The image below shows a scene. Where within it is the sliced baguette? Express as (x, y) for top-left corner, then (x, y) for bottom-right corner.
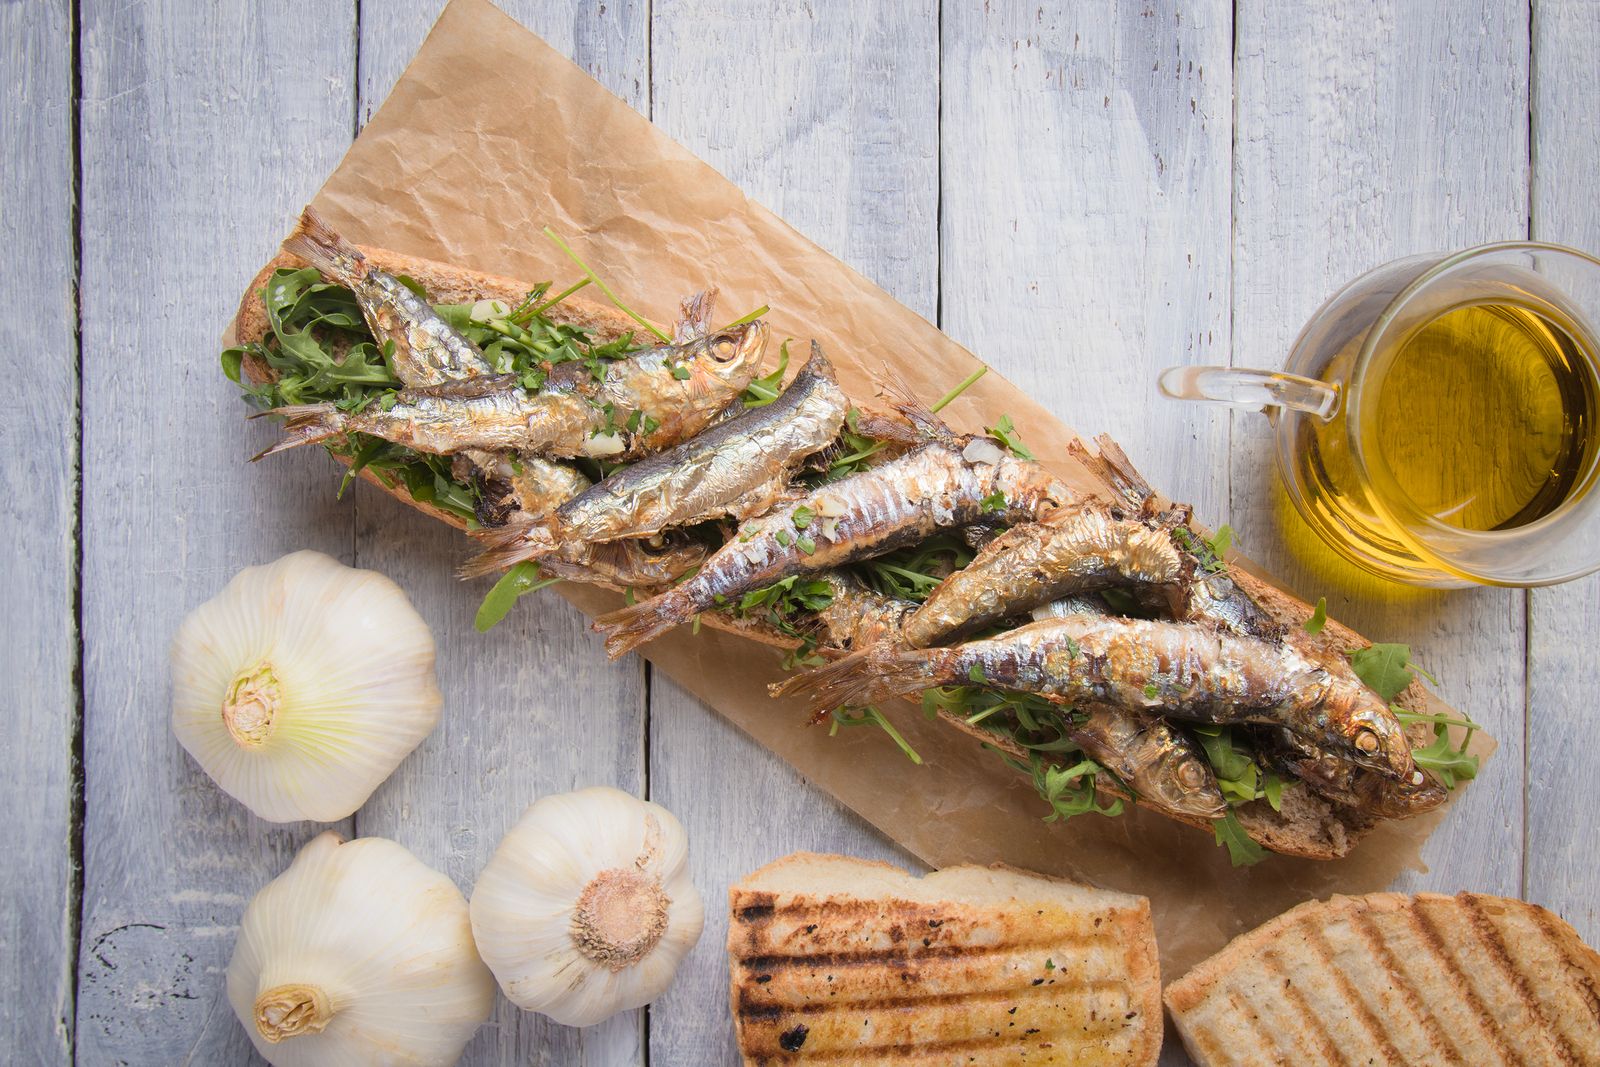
(1165, 891), (1600, 1065)
(728, 852), (1162, 1066)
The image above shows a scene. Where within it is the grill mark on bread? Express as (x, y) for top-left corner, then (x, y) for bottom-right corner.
(1350, 905), (1465, 1064)
(1409, 897), (1527, 1066)
(1303, 920), (1405, 1062)
(1457, 893), (1583, 1066)
(733, 977), (1134, 1020)
(733, 935), (1117, 970)
(1260, 945), (1349, 1066)
(738, 1028), (1130, 1062)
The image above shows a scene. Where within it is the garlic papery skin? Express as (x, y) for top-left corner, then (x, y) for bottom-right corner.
(170, 550), (442, 823)
(227, 831), (495, 1066)
(469, 786), (704, 1027)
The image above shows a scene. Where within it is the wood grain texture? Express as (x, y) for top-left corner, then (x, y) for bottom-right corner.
(1231, 0), (1530, 898)
(74, 1), (356, 1062)
(646, 1), (937, 1062)
(940, 9), (1231, 1062)
(1527, 0), (1600, 945)
(940, 0), (1234, 525)
(0, 0), (76, 1059)
(352, 3), (651, 1064)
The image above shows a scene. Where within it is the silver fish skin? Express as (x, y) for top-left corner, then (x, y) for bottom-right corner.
(281, 207), (495, 387)
(592, 436), (1080, 659)
(457, 452), (702, 590)
(461, 343), (848, 576)
(902, 511), (1183, 647)
(1068, 704), (1227, 821)
(808, 572), (916, 654)
(784, 615), (1414, 779)
(255, 320), (768, 463)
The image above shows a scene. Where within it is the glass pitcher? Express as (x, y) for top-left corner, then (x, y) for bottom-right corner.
(1159, 243), (1600, 587)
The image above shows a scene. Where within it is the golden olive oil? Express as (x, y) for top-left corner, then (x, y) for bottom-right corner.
(1291, 297), (1599, 576)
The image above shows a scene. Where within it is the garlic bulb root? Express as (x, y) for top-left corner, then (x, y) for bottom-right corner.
(170, 550), (443, 823)
(253, 982), (332, 1042)
(571, 815), (671, 971)
(227, 831), (495, 1066)
(471, 787), (704, 1028)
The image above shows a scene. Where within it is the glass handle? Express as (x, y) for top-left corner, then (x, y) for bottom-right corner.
(1157, 366), (1340, 418)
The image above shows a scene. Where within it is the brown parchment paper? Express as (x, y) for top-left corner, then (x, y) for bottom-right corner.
(246, 0), (1493, 977)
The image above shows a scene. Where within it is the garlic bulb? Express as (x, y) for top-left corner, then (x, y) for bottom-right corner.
(470, 787), (704, 1027)
(171, 550), (442, 822)
(227, 831), (495, 1066)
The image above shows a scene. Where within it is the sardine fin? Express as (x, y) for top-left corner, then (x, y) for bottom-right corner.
(673, 287), (719, 343)
(251, 404), (343, 460)
(593, 591), (695, 659)
(282, 206), (366, 285)
(868, 357), (955, 441)
(774, 642), (940, 719)
(456, 520), (557, 579)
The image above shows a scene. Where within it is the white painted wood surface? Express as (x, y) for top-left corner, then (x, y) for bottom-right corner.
(1528, 0), (1600, 946)
(6, 0), (1596, 1063)
(74, 1), (356, 1062)
(647, 2), (938, 1062)
(1, 0), (76, 1060)
(1231, 0), (1532, 904)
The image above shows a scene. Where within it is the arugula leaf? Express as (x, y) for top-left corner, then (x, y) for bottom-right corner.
(1208, 524), (1233, 558)
(985, 414), (1036, 461)
(474, 562), (561, 632)
(980, 489), (1007, 513)
(1304, 596), (1328, 635)
(829, 706), (923, 764)
(1212, 810), (1266, 866)
(1409, 723), (1480, 788)
(716, 304), (770, 333)
(743, 339), (791, 408)
(1000, 750), (1123, 822)
(1347, 643), (1416, 702)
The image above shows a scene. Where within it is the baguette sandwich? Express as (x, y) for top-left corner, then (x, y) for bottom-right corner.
(225, 207), (1483, 863)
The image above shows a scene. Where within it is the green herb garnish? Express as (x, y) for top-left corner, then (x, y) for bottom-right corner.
(1304, 596), (1328, 635)
(829, 706), (922, 764)
(542, 228), (671, 343)
(1212, 810), (1266, 867)
(474, 562), (561, 632)
(985, 414), (1035, 461)
(743, 339), (791, 408)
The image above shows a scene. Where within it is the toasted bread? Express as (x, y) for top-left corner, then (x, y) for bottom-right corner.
(727, 852), (1162, 1065)
(1164, 891), (1600, 1065)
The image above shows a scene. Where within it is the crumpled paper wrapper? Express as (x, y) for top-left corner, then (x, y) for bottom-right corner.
(239, 0), (1490, 977)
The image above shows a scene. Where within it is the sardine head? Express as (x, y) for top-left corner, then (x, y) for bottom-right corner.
(1154, 751), (1229, 820)
(684, 319), (768, 391)
(1341, 707), (1416, 780)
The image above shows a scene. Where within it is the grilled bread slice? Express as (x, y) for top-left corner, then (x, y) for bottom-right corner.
(1165, 891), (1600, 1065)
(727, 852), (1161, 1065)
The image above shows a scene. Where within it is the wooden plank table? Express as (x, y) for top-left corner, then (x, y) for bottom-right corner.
(5, 0), (1595, 1062)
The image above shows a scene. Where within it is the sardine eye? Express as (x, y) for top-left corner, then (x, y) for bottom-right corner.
(1177, 763), (1205, 788)
(1354, 728), (1380, 753)
(711, 338), (740, 363)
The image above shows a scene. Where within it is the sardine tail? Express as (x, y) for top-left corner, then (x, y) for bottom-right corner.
(281, 205), (366, 284)
(457, 521), (556, 579)
(593, 592), (694, 659)
(251, 404), (343, 460)
(868, 356), (955, 442)
(776, 643), (938, 718)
